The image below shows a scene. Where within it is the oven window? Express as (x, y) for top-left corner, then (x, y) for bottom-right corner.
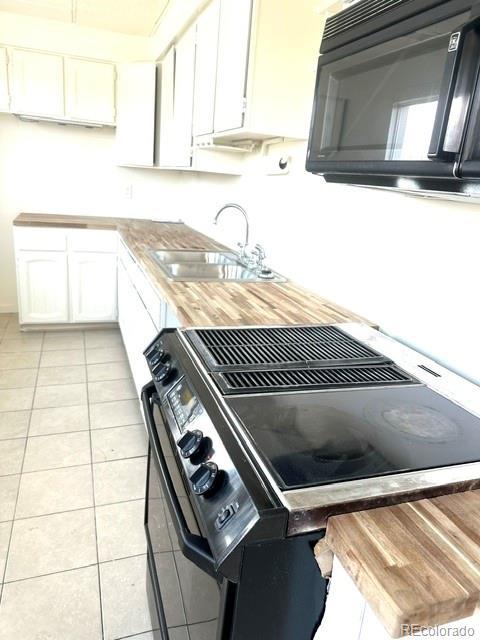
(309, 12), (470, 162)
(146, 405), (221, 639)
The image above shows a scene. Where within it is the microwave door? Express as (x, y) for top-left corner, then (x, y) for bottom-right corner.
(306, 8), (472, 178)
(451, 23), (480, 178)
(429, 16), (480, 163)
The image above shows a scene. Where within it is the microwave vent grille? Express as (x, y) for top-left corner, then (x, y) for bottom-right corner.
(323, 0), (408, 40)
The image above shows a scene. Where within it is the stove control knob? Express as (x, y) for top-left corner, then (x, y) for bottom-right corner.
(190, 462), (220, 497)
(147, 347), (165, 367)
(152, 356), (172, 384)
(177, 430), (203, 459)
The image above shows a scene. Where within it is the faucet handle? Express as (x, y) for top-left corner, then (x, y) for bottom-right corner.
(252, 244), (266, 260)
(237, 242), (248, 259)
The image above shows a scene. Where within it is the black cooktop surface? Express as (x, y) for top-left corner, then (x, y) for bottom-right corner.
(227, 385), (480, 490)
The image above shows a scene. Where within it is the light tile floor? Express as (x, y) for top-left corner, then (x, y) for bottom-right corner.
(0, 313), (155, 640)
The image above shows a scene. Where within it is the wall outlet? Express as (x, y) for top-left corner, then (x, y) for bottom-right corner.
(124, 184), (133, 199)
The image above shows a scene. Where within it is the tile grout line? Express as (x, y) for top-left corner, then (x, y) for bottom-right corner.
(2, 552), (149, 587)
(84, 330), (106, 640)
(0, 453), (148, 481)
(2, 420), (144, 440)
(0, 496), (145, 524)
(0, 453), (147, 478)
(0, 392), (137, 414)
(0, 325), (44, 604)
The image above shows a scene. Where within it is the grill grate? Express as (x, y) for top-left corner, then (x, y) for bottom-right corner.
(188, 325), (385, 371)
(217, 365), (415, 394)
(194, 325), (347, 347)
(208, 339), (376, 366)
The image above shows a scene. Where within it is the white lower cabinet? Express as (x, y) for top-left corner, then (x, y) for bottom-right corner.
(15, 227), (118, 325)
(118, 261), (159, 395)
(69, 252), (118, 323)
(17, 251), (69, 324)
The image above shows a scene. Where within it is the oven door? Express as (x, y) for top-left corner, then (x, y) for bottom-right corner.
(307, 2), (480, 180)
(142, 383), (231, 640)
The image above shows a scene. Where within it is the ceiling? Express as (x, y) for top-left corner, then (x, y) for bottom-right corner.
(0, 0), (170, 36)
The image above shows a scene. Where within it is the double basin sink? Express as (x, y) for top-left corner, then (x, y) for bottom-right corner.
(151, 250), (285, 283)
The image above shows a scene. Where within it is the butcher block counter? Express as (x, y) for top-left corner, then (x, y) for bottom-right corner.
(13, 213), (372, 327)
(319, 490), (480, 638)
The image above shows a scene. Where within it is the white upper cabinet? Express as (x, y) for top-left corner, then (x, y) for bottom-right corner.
(69, 252), (118, 323)
(158, 24), (196, 168)
(196, 0), (323, 142)
(193, 0), (220, 137)
(157, 46), (176, 167)
(213, 0), (252, 133)
(9, 49), (64, 118)
(65, 58), (115, 124)
(7, 47), (116, 125)
(0, 47), (9, 112)
(115, 62), (157, 166)
(172, 23), (196, 167)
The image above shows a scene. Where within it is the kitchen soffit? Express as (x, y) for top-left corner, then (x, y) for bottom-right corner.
(0, 0), (169, 36)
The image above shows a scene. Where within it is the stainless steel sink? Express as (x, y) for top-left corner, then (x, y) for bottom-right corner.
(150, 249), (285, 282)
(152, 250), (238, 265)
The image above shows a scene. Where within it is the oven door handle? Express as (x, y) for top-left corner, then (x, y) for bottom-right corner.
(141, 382), (217, 578)
(429, 17), (480, 161)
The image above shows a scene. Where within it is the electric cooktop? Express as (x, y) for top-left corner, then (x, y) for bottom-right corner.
(185, 324), (480, 491)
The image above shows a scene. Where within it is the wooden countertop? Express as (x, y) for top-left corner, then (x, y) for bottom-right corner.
(324, 490), (480, 637)
(14, 213), (373, 327)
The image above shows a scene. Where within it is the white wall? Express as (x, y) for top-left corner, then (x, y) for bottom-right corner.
(0, 10), (151, 61)
(1, 115), (479, 384)
(0, 113), (224, 311)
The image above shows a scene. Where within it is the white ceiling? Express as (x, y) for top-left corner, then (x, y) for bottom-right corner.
(0, 0), (170, 36)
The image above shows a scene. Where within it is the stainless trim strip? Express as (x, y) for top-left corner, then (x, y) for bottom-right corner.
(284, 460), (480, 534)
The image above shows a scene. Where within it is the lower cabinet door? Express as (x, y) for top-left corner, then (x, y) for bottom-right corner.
(118, 261), (158, 395)
(17, 251), (69, 323)
(69, 252), (118, 322)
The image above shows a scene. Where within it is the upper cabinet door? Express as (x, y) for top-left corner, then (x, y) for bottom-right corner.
(173, 23), (196, 167)
(213, 0), (252, 133)
(65, 59), (115, 124)
(10, 49), (64, 118)
(158, 47), (176, 167)
(0, 48), (9, 112)
(193, 0), (220, 137)
(115, 63), (156, 166)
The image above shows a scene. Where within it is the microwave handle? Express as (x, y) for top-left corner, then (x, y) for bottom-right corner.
(141, 382), (217, 578)
(429, 18), (480, 160)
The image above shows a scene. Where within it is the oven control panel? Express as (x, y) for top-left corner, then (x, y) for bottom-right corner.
(144, 331), (260, 567)
(166, 376), (260, 563)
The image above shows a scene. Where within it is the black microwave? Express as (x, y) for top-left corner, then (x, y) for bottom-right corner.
(306, 0), (480, 197)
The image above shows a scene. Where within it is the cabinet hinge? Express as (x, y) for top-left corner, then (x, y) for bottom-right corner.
(242, 97), (247, 115)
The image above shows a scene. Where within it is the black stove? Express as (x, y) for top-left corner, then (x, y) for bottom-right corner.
(141, 322), (480, 640)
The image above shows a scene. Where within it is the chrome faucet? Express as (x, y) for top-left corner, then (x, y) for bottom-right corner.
(213, 203), (250, 261)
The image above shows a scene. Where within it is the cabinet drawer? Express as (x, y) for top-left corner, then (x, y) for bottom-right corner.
(68, 229), (118, 252)
(15, 227), (67, 251)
